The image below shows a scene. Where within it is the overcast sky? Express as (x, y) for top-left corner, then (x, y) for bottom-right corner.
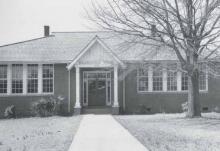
(0, 0), (99, 46)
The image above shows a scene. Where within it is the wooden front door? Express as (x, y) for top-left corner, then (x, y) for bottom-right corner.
(88, 79), (106, 106)
(83, 71), (111, 107)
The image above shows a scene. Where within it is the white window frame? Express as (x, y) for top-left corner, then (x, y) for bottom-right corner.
(27, 64), (38, 94)
(137, 67), (149, 92)
(42, 64), (54, 94)
(0, 65), (8, 94)
(152, 64), (163, 91)
(181, 72), (188, 91)
(0, 63), (54, 96)
(11, 64), (23, 94)
(137, 63), (208, 93)
(167, 64), (177, 91)
(199, 63), (208, 91)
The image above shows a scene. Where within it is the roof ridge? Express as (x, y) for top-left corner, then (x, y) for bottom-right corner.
(0, 35), (55, 48)
(52, 31), (111, 34)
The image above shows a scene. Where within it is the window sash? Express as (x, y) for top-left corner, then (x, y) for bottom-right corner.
(167, 72), (177, 91)
(42, 64), (54, 93)
(138, 77), (148, 92)
(0, 80), (7, 93)
(167, 64), (177, 91)
(153, 69), (163, 91)
(199, 63), (207, 91)
(43, 64), (53, 78)
(199, 73), (206, 90)
(0, 65), (7, 94)
(0, 64), (54, 95)
(137, 63), (208, 93)
(27, 65), (38, 93)
(137, 67), (149, 92)
(12, 64), (23, 94)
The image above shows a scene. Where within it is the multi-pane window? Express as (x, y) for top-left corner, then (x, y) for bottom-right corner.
(0, 65), (7, 93)
(153, 64), (163, 91)
(137, 68), (148, 92)
(167, 64), (177, 91)
(136, 63), (208, 93)
(181, 72), (188, 91)
(27, 64), (38, 93)
(43, 64), (54, 93)
(199, 63), (207, 90)
(12, 64), (23, 93)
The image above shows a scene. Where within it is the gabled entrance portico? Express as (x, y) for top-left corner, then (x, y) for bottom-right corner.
(67, 36), (125, 114)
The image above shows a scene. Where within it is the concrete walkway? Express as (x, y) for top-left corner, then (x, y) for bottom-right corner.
(68, 115), (148, 151)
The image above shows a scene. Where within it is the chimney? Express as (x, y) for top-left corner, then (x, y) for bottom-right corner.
(44, 26), (50, 37)
(151, 24), (157, 37)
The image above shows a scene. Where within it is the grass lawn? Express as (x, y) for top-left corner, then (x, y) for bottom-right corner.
(0, 116), (81, 151)
(115, 113), (220, 151)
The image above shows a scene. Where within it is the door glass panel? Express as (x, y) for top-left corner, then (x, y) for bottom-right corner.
(107, 80), (111, 105)
(83, 81), (87, 104)
(98, 80), (106, 90)
(88, 80), (96, 92)
(107, 73), (111, 78)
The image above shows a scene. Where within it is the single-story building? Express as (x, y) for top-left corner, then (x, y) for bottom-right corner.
(0, 26), (219, 117)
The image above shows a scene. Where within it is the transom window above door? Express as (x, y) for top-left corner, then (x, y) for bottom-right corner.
(84, 72), (111, 80)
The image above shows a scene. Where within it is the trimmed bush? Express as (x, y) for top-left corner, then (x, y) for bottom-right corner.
(32, 95), (66, 117)
(32, 97), (56, 117)
(4, 105), (16, 118)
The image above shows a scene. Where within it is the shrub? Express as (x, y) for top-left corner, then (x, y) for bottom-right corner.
(32, 95), (66, 117)
(32, 97), (56, 117)
(4, 105), (16, 118)
(181, 102), (188, 113)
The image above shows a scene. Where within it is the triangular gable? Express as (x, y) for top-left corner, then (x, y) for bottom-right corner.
(67, 36), (125, 70)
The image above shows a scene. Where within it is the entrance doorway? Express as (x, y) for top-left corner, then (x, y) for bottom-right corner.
(83, 71), (111, 107)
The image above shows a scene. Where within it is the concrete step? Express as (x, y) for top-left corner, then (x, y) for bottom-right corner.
(82, 107), (112, 114)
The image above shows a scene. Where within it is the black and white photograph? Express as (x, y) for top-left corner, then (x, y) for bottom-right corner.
(0, 0), (220, 150)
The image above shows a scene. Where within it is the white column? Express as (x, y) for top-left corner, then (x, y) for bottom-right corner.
(7, 64), (12, 95)
(163, 67), (167, 91)
(113, 66), (119, 107)
(38, 64), (43, 94)
(148, 65), (153, 92)
(23, 64), (27, 94)
(75, 66), (81, 108)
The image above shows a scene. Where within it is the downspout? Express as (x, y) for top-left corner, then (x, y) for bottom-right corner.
(123, 70), (126, 113)
(68, 70), (71, 113)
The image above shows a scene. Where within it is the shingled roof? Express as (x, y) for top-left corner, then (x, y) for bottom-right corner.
(0, 31), (177, 63)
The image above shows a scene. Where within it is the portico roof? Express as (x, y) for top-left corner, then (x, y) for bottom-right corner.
(67, 35), (125, 70)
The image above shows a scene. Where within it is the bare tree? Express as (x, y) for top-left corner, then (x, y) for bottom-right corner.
(89, 0), (220, 117)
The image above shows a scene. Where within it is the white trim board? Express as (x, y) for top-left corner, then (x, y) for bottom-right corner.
(67, 36), (126, 70)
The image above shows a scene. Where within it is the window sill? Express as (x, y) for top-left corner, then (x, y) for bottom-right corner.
(0, 93), (54, 97)
(137, 90), (208, 94)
